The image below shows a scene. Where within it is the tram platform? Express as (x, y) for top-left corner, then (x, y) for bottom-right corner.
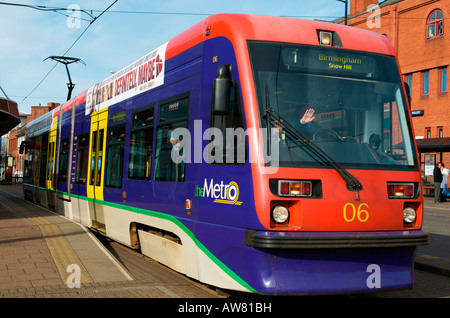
(0, 183), (449, 298)
(0, 184), (218, 298)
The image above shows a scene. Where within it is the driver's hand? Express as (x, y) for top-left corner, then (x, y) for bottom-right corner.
(300, 108), (315, 125)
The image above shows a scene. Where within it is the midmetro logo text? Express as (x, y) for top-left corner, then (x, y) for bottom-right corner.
(195, 178), (242, 205)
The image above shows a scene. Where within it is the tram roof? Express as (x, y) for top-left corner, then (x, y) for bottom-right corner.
(167, 14), (395, 59)
(72, 14), (395, 109)
(31, 14), (396, 122)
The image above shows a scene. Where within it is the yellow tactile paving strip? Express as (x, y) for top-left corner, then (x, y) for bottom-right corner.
(2, 197), (93, 285)
(37, 222), (93, 285)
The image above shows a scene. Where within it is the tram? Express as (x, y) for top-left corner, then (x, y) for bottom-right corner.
(22, 14), (428, 295)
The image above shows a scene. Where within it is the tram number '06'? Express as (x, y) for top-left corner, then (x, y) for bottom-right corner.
(343, 203), (369, 223)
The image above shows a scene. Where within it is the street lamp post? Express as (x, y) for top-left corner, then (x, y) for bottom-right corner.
(337, 0), (348, 25)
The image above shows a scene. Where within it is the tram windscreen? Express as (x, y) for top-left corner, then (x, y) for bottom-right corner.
(249, 41), (418, 169)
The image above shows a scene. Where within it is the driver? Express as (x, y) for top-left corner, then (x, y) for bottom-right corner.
(273, 107), (318, 139)
(300, 108), (316, 125)
(297, 108), (318, 138)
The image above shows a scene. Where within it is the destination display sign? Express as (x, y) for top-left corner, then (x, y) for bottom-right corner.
(282, 47), (379, 78)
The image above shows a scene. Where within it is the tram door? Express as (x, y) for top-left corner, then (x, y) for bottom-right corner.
(46, 129), (57, 190)
(45, 129), (57, 209)
(87, 109), (108, 233)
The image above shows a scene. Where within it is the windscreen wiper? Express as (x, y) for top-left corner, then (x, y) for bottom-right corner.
(265, 108), (363, 192)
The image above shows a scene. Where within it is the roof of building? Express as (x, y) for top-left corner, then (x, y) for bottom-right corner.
(416, 137), (450, 153)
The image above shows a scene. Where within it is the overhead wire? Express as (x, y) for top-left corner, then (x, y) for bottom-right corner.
(0, 2), (95, 21)
(16, 0), (118, 106)
(0, 2), (343, 20)
(3, 1), (442, 106)
(0, 1), (446, 20)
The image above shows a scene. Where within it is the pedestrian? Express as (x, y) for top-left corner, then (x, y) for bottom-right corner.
(5, 169), (11, 182)
(433, 162), (443, 203)
(440, 163), (449, 202)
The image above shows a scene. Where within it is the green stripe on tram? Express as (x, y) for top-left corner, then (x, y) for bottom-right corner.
(25, 184), (257, 293)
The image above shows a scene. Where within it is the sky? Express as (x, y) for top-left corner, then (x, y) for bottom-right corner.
(0, 0), (348, 114)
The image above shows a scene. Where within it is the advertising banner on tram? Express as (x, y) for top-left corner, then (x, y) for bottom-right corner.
(85, 42), (168, 115)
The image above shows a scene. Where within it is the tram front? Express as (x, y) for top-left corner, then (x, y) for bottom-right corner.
(245, 40), (429, 294)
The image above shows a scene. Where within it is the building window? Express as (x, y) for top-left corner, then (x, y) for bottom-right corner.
(426, 127), (431, 138)
(405, 74), (412, 96)
(427, 9), (444, 39)
(439, 67), (447, 93)
(438, 126), (443, 138)
(422, 71), (429, 96)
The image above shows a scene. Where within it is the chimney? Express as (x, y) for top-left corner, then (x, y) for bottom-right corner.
(350, 0), (379, 16)
(47, 102), (60, 110)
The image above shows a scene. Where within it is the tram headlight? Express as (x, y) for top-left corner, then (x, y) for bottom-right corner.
(272, 205), (289, 224)
(403, 207), (416, 224)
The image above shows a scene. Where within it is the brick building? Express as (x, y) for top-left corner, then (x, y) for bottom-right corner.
(338, 0), (450, 184)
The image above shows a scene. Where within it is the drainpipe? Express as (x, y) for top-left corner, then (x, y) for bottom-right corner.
(392, 6), (398, 51)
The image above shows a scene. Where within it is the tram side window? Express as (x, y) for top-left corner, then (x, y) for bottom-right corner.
(209, 82), (247, 164)
(105, 124), (126, 188)
(75, 134), (89, 184)
(154, 94), (189, 182)
(129, 106), (154, 180)
(32, 140), (41, 186)
(58, 139), (70, 182)
(23, 140), (34, 182)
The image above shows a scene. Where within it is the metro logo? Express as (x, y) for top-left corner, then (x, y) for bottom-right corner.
(195, 178), (242, 205)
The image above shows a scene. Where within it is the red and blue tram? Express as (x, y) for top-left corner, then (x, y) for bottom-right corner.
(22, 14), (428, 295)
